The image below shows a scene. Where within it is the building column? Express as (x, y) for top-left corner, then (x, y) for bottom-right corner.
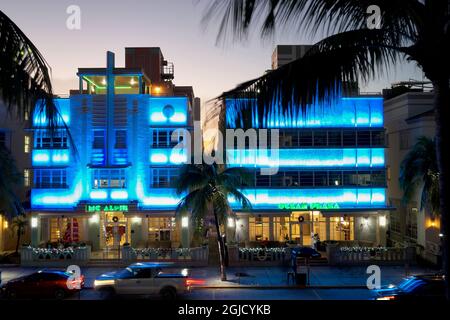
(269, 216), (274, 241)
(130, 217), (143, 247)
(31, 215), (41, 247)
(325, 217), (330, 241)
(87, 214), (100, 251)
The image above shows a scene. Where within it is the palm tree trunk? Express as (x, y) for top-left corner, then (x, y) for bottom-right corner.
(433, 78), (450, 300)
(15, 228), (21, 253)
(213, 208), (227, 281)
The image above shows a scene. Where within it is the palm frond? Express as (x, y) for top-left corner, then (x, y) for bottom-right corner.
(203, 0), (423, 43)
(0, 10), (60, 130)
(221, 28), (403, 128)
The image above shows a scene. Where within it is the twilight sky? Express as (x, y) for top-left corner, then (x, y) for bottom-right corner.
(1, 0), (425, 115)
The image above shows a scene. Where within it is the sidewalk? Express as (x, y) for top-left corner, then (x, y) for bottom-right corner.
(0, 264), (438, 289)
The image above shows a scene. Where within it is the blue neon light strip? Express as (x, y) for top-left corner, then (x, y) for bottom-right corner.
(33, 98), (71, 126)
(149, 97), (188, 125)
(226, 97), (383, 129)
(227, 148), (384, 168)
(32, 149), (70, 166)
(150, 148), (187, 165)
(229, 188), (386, 210)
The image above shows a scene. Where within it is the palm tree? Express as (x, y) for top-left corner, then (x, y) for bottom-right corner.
(175, 162), (252, 281)
(0, 144), (23, 218)
(400, 136), (439, 216)
(1, 9), (64, 221)
(11, 215), (28, 253)
(203, 0), (450, 298)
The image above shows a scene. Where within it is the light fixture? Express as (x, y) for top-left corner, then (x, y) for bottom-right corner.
(31, 217), (38, 228)
(132, 216), (142, 224)
(154, 86), (162, 94)
(89, 214), (99, 224)
(379, 216), (386, 227)
(181, 216), (189, 228)
(4, 220), (8, 229)
(130, 78), (136, 85)
(227, 217), (235, 228)
(439, 233), (444, 238)
(334, 180), (340, 186)
(101, 78), (107, 85)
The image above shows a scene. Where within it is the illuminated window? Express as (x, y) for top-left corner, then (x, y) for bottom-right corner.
(92, 169), (126, 189)
(24, 169), (30, 187)
(148, 217), (177, 242)
(249, 217), (270, 241)
(24, 136), (30, 153)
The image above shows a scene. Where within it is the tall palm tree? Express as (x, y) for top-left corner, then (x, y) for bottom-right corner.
(175, 162), (252, 281)
(11, 215), (28, 253)
(400, 136), (439, 216)
(0, 144), (23, 218)
(1, 9), (64, 220)
(203, 0), (450, 298)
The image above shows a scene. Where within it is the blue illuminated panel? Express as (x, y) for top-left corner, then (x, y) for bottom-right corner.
(226, 97), (383, 129)
(149, 97), (188, 125)
(150, 148), (187, 165)
(227, 148), (385, 168)
(31, 181), (83, 209)
(32, 149), (70, 166)
(229, 188), (386, 210)
(33, 98), (71, 126)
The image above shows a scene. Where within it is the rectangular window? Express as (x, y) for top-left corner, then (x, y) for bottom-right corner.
(343, 171), (358, 186)
(249, 217), (270, 242)
(93, 130), (106, 149)
(148, 217), (177, 242)
(299, 172), (314, 186)
(327, 131), (342, 146)
(371, 131), (385, 146)
(299, 131), (313, 146)
(329, 171), (343, 186)
(34, 169), (67, 188)
(313, 131), (327, 146)
(151, 129), (184, 148)
(35, 130), (68, 149)
(24, 169), (30, 187)
(150, 168), (179, 188)
(343, 131), (356, 146)
(92, 169), (126, 189)
(314, 171), (328, 186)
(115, 130), (127, 149)
(24, 136), (31, 153)
(357, 131), (371, 146)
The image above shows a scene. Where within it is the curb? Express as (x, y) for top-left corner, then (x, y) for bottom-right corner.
(192, 285), (367, 290)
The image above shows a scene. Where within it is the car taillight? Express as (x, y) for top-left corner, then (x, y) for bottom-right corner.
(376, 295), (396, 300)
(185, 278), (205, 287)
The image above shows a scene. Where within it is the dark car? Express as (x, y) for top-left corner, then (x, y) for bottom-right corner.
(1, 270), (84, 300)
(291, 247), (321, 258)
(373, 274), (445, 301)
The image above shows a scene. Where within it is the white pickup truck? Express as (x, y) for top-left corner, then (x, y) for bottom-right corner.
(93, 262), (192, 299)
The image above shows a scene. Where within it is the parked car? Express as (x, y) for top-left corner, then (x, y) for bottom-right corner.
(291, 247), (322, 258)
(93, 262), (197, 300)
(1, 270), (84, 300)
(373, 274), (445, 301)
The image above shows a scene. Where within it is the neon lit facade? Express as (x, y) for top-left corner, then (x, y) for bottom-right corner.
(224, 94), (390, 246)
(30, 48), (195, 250)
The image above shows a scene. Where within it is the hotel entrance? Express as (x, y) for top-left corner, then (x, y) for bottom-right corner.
(100, 212), (129, 249)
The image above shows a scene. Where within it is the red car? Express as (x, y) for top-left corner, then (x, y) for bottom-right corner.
(1, 270), (84, 300)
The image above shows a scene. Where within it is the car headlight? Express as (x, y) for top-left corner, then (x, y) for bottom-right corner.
(94, 279), (115, 287)
(376, 295), (396, 300)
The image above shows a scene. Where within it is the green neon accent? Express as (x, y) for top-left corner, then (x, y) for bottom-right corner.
(83, 76), (101, 89)
(277, 203), (340, 210)
(85, 204), (129, 212)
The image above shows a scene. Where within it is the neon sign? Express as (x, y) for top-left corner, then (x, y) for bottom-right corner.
(278, 203), (340, 210)
(85, 204), (129, 213)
